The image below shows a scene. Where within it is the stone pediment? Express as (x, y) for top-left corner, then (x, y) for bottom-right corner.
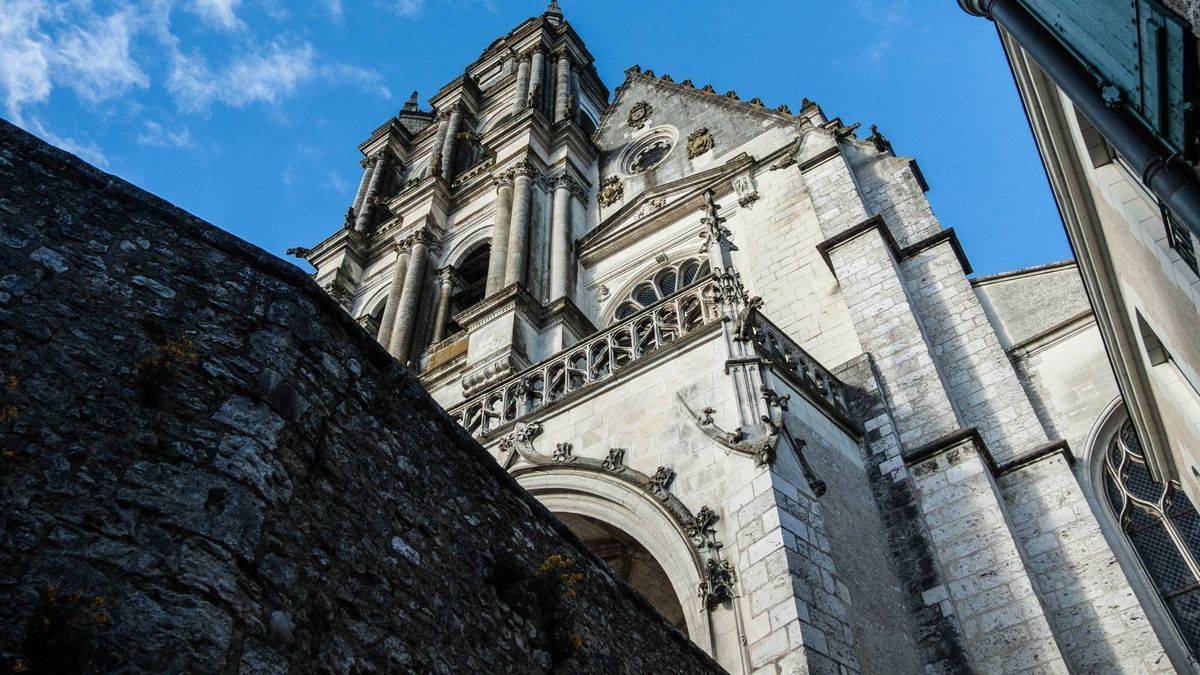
(577, 153), (754, 266)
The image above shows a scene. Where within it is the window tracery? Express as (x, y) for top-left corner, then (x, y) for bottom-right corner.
(1104, 420), (1200, 656)
(611, 257), (710, 323)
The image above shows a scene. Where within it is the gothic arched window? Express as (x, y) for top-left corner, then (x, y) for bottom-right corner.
(610, 257), (710, 324)
(1104, 420), (1200, 656)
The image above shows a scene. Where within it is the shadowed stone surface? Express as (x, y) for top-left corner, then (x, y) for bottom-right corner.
(0, 119), (723, 674)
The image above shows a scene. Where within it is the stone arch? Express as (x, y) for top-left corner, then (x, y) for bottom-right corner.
(513, 466), (712, 651)
(1081, 397), (1200, 670)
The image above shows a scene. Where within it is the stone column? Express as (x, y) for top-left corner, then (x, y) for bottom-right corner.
(430, 267), (456, 344)
(439, 103), (463, 182)
(389, 230), (433, 363)
(513, 52), (531, 111)
(528, 47), (546, 112)
(429, 111), (449, 178)
(376, 242), (411, 348)
(553, 48), (572, 123)
(503, 162), (536, 288)
(485, 170), (515, 296)
(549, 173), (573, 300)
(354, 153), (388, 233)
(351, 156), (373, 212)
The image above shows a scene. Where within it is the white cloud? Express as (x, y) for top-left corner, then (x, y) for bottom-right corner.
(0, 0), (148, 121)
(393, 0), (425, 17)
(168, 42), (316, 111)
(53, 7), (150, 103)
(135, 119), (195, 148)
(0, 1), (53, 121)
(323, 0), (343, 21)
(191, 0), (243, 31)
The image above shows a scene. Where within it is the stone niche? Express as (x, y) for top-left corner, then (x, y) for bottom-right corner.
(0, 120), (721, 674)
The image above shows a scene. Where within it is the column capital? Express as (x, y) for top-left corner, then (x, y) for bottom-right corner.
(511, 159), (539, 179)
(552, 46), (571, 62)
(359, 156), (373, 169)
(493, 168), (515, 188)
(436, 265), (458, 286)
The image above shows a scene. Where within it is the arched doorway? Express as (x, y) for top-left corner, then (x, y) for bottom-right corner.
(555, 512), (687, 631)
(514, 467), (710, 651)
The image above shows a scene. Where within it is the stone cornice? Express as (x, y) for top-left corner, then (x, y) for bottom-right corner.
(542, 296), (596, 338)
(452, 282), (543, 332)
(902, 426), (1074, 477)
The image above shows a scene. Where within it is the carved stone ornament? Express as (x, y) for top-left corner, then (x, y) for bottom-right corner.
(323, 282), (353, 310)
(553, 442), (575, 463)
(497, 421), (544, 469)
(732, 174), (759, 208)
(647, 466), (675, 501)
(601, 447), (626, 472)
(684, 506), (721, 551)
(698, 558), (737, 610)
(596, 284), (610, 301)
(627, 101), (653, 129)
(598, 176), (624, 208)
(687, 127), (714, 159)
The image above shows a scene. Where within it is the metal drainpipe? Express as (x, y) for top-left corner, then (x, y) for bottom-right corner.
(959, 0), (1200, 240)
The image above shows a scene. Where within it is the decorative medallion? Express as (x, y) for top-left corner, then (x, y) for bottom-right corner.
(627, 101), (653, 129)
(596, 284), (611, 301)
(598, 176), (624, 208)
(687, 128), (714, 159)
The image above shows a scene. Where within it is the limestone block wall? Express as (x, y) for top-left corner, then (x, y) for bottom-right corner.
(0, 120), (722, 674)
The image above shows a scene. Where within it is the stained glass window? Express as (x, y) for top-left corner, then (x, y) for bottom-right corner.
(1104, 420), (1200, 655)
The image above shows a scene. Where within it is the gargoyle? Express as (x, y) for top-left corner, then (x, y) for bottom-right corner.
(732, 296), (764, 342)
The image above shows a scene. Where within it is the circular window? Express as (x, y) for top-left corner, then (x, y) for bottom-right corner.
(620, 128), (677, 175)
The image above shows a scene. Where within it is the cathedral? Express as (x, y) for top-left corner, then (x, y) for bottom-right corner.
(298, 3), (1200, 672)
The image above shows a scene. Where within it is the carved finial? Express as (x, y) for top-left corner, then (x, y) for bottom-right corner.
(547, 0), (561, 13)
(868, 124), (893, 154)
(403, 90), (419, 112)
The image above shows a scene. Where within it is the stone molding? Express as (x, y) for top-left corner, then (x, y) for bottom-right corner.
(902, 426), (1075, 477)
(814, 214), (974, 276)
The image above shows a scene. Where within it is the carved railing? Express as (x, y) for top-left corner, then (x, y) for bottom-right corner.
(449, 277), (722, 437)
(745, 312), (850, 418)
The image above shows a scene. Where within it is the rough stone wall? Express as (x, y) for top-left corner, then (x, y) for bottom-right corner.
(0, 120), (722, 674)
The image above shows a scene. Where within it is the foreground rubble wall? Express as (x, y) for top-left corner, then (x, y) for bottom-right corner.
(0, 120), (721, 673)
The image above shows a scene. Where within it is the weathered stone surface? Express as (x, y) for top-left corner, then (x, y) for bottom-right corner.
(0, 119), (721, 674)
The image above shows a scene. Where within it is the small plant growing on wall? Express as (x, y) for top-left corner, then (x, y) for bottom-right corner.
(133, 336), (196, 406)
(533, 554), (585, 664)
(8, 586), (112, 672)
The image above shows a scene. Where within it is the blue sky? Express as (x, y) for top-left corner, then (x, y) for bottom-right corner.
(1, 0), (1068, 277)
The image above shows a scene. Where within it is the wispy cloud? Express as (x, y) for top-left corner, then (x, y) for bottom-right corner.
(135, 119), (195, 148)
(0, 0), (149, 122)
(168, 42), (316, 111)
(393, 0), (426, 17)
(190, 0), (243, 31)
(323, 0), (343, 21)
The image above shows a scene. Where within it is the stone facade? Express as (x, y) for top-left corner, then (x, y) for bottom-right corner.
(291, 4), (1197, 672)
(0, 119), (722, 673)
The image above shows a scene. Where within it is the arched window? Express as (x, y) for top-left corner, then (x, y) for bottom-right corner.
(1104, 419), (1200, 656)
(444, 243), (489, 337)
(609, 257), (710, 324)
